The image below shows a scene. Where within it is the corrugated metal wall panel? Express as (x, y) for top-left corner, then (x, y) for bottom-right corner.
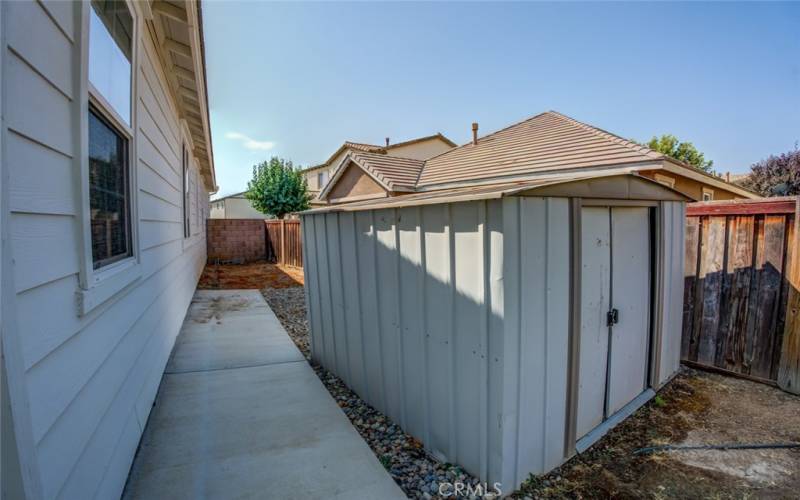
(355, 210), (387, 411)
(302, 201), (506, 485)
(375, 210), (404, 424)
(659, 201), (686, 384)
(397, 206), (427, 438)
(302, 196), (682, 491)
(500, 197), (571, 488)
(339, 213), (368, 397)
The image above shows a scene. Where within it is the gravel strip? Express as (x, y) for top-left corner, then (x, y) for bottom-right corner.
(261, 287), (487, 499)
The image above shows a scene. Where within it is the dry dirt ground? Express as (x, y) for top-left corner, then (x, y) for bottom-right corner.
(514, 369), (800, 499)
(197, 261), (304, 289)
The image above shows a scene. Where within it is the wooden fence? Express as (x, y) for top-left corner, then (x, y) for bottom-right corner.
(265, 219), (303, 268)
(682, 197), (800, 393)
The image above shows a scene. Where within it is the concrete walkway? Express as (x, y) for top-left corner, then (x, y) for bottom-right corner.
(124, 290), (405, 500)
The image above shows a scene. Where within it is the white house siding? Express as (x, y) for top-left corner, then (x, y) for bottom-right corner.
(2, 2), (209, 499)
(302, 200), (507, 485)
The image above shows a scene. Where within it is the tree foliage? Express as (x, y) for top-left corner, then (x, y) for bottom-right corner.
(740, 145), (800, 197)
(245, 157), (309, 219)
(643, 134), (714, 172)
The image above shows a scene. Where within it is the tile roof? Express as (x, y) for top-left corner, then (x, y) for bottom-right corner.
(300, 134), (455, 173)
(349, 151), (425, 190)
(418, 111), (663, 187)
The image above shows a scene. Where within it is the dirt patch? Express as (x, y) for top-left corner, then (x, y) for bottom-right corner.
(198, 261), (304, 290)
(513, 369), (800, 499)
(191, 295), (251, 323)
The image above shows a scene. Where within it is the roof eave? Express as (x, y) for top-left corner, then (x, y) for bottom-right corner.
(659, 159), (760, 199)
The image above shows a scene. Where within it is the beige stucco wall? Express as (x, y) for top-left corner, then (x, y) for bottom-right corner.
(210, 196), (268, 219)
(385, 138), (453, 160)
(639, 169), (740, 201)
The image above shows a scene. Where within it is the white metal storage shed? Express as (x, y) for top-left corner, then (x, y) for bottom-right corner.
(301, 171), (688, 489)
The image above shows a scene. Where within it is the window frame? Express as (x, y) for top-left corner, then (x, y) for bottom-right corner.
(87, 104), (133, 269)
(702, 187), (714, 201)
(183, 144), (191, 238)
(317, 170), (329, 189)
(77, 0), (142, 316)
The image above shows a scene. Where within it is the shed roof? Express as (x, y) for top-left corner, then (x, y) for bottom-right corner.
(304, 169), (690, 214)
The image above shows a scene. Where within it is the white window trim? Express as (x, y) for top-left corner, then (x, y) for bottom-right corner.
(76, 0), (142, 316)
(654, 173), (675, 189)
(702, 187), (714, 201)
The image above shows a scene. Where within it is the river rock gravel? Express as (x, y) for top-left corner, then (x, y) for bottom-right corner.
(261, 286), (489, 499)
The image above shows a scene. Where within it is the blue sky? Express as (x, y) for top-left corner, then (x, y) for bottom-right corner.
(203, 1), (800, 197)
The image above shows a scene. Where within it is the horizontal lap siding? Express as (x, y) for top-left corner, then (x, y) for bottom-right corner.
(3, 3), (208, 499)
(301, 199), (505, 485)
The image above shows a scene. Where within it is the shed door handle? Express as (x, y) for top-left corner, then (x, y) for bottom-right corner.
(607, 308), (619, 327)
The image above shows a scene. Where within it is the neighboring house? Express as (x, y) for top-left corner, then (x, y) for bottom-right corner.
(209, 191), (268, 219)
(1, 2), (215, 499)
(301, 133), (456, 200)
(316, 112), (756, 205)
(299, 110), (746, 490)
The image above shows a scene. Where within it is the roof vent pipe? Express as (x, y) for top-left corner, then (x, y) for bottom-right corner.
(385, 137), (390, 147)
(472, 122), (479, 145)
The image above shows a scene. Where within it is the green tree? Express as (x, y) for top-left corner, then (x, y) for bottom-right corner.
(245, 157), (309, 219)
(643, 134), (714, 172)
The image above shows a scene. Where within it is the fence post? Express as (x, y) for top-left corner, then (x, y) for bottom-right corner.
(280, 218), (286, 266)
(779, 198), (800, 395)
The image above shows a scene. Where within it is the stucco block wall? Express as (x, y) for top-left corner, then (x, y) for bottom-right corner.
(207, 219), (266, 263)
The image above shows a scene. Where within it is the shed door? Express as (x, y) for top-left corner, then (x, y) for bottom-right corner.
(577, 207), (651, 439)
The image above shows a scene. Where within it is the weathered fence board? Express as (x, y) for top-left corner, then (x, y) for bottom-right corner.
(682, 198), (798, 391)
(778, 202), (800, 393)
(265, 219), (303, 267)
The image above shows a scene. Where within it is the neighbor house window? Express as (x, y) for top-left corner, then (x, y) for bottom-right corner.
(702, 188), (714, 201)
(317, 170), (329, 188)
(88, 0), (133, 269)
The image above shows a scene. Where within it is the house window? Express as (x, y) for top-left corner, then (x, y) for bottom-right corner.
(87, 0), (133, 270)
(702, 188), (714, 201)
(89, 109), (132, 268)
(183, 145), (191, 237)
(317, 170), (329, 188)
(89, 0), (133, 125)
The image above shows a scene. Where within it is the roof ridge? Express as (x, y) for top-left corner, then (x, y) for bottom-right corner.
(352, 150), (423, 163)
(545, 111), (664, 160)
(350, 151), (425, 190)
(414, 111), (553, 186)
(350, 152), (391, 187)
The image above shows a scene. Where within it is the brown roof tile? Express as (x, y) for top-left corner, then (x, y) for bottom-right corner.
(349, 151), (424, 190)
(418, 111), (663, 187)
